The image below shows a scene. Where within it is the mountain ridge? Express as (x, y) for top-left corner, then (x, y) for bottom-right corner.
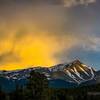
(0, 59), (100, 91)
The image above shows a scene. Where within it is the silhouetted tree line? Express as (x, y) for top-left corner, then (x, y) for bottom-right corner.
(0, 70), (100, 100)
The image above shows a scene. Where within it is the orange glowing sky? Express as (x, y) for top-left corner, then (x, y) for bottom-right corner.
(0, 30), (77, 70)
(0, 0), (99, 70)
(0, 1), (80, 70)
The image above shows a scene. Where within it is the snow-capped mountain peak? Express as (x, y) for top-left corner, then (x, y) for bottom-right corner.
(0, 60), (96, 84)
(62, 60), (95, 84)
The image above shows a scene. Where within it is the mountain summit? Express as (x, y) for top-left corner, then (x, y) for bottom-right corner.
(63, 60), (95, 84)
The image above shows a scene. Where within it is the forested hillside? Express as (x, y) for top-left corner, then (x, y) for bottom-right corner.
(0, 70), (100, 100)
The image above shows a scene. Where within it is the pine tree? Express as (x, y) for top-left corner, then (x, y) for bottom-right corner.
(0, 85), (6, 100)
(24, 70), (49, 100)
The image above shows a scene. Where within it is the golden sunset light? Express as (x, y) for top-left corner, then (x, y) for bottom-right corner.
(0, 0), (99, 70)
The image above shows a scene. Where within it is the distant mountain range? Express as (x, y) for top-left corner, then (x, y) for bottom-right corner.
(0, 60), (100, 92)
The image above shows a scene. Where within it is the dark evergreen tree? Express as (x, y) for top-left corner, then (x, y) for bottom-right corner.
(1, 70), (100, 100)
(0, 85), (6, 100)
(10, 84), (24, 100)
(24, 70), (49, 100)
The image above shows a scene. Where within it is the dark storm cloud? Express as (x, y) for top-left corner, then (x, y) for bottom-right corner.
(0, 0), (61, 5)
(0, 0), (98, 47)
(0, 0), (96, 6)
(0, 0), (99, 70)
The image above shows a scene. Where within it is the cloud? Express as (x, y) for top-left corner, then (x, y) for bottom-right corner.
(0, 0), (99, 70)
(0, 0), (96, 7)
(63, 0), (96, 7)
(82, 37), (100, 52)
(56, 35), (100, 65)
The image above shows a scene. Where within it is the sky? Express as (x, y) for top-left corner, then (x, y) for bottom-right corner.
(0, 0), (100, 70)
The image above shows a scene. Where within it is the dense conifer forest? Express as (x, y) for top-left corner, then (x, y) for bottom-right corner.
(0, 70), (100, 100)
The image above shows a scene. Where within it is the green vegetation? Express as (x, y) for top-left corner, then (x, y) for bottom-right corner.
(0, 70), (100, 100)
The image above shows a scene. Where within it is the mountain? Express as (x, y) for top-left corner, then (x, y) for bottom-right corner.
(50, 60), (96, 84)
(0, 59), (100, 92)
(94, 70), (100, 83)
